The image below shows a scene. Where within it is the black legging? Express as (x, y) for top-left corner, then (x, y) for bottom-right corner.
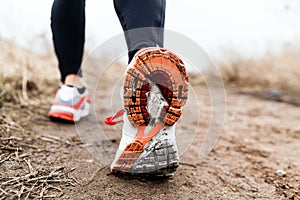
(51, 0), (166, 82)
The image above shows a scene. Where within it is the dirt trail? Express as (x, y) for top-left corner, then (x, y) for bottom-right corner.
(71, 87), (300, 199)
(1, 37), (300, 199)
(2, 79), (300, 199)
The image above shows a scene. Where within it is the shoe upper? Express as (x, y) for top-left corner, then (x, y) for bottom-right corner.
(48, 85), (91, 122)
(53, 85), (88, 107)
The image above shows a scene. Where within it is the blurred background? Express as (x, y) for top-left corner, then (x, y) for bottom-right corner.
(1, 0), (300, 57)
(0, 0), (300, 104)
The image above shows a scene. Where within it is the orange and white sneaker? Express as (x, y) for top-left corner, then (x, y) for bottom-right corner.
(108, 47), (189, 176)
(48, 85), (91, 122)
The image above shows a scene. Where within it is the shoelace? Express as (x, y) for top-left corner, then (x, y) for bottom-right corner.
(104, 109), (125, 125)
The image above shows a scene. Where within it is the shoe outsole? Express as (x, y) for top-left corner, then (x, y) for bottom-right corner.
(48, 111), (76, 123)
(111, 47), (188, 176)
(123, 47), (189, 127)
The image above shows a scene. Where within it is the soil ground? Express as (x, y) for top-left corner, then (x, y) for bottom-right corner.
(1, 69), (300, 199)
(0, 39), (299, 199)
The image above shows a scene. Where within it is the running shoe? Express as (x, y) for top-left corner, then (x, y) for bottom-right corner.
(108, 47), (189, 176)
(48, 85), (91, 122)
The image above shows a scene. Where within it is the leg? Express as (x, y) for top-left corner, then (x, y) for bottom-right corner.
(51, 0), (86, 84)
(110, 0), (190, 176)
(113, 0), (166, 62)
(48, 0), (90, 122)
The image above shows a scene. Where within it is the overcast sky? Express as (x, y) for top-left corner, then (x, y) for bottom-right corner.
(1, 0), (300, 60)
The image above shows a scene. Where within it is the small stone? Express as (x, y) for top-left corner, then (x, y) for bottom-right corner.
(268, 88), (281, 98)
(276, 169), (287, 177)
(282, 184), (289, 189)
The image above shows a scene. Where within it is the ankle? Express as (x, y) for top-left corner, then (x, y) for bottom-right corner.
(64, 74), (84, 88)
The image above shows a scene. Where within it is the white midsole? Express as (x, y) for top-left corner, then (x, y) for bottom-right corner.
(50, 102), (90, 121)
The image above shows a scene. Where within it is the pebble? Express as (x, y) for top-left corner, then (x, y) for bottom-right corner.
(268, 88), (281, 98)
(276, 169), (287, 177)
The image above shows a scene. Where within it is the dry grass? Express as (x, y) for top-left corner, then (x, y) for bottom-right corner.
(0, 38), (59, 82)
(0, 115), (82, 199)
(0, 37), (60, 107)
(0, 38), (79, 199)
(218, 49), (300, 89)
(216, 46), (300, 105)
(0, 82), (81, 199)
